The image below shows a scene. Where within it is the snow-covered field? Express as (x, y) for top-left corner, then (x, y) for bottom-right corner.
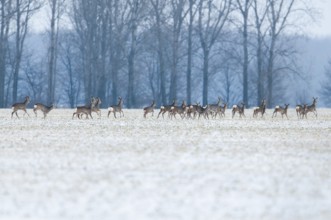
(0, 108), (330, 220)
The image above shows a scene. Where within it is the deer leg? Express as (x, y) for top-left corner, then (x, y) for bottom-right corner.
(113, 111), (117, 118)
(25, 110), (30, 118)
(107, 111), (111, 118)
(15, 112), (19, 118)
(34, 109), (37, 117)
(157, 110), (162, 118)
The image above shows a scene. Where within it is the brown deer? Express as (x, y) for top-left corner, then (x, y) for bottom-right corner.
(143, 100), (156, 118)
(197, 104), (210, 119)
(232, 103), (245, 118)
(305, 97), (318, 118)
(108, 97), (124, 118)
(219, 103), (227, 118)
(91, 97), (102, 118)
(298, 104), (308, 119)
(72, 97), (97, 119)
(209, 97), (222, 118)
(253, 99), (266, 118)
(295, 104), (304, 119)
(272, 104), (290, 119)
(33, 103), (54, 119)
(187, 103), (199, 119)
(157, 100), (176, 119)
(170, 101), (187, 119)
(11, 96), (31, 118)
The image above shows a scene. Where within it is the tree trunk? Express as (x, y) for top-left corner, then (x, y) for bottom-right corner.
(127, 20), (137, 108)
(202, 49), (209, 105)
(0, 0), (9, 107)
(48, 0), (57, 104)
(242, 8), (249, 107)
(186, 1), (193, 104)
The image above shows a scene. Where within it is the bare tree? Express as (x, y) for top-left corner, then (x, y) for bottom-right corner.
(236, 0), (252, 107)
(0, 0), (13, 107)
(168, 0), (188, 102)
(150, 0), (167, 105)
(12, 0), (40, 103)
(47, 0), (64, 104)
(58, 33), (82, 108)
(186, 0), (197, 104)
(127, 0), (146, 108)
(321, 60), (331, 107)
(197, 0), (232, 105)
(252, 0), (268, 106)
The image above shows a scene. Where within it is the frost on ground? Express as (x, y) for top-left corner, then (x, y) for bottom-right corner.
(0, 108), (330, 220)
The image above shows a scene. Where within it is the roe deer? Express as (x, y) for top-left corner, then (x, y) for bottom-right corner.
(298, 104), (308, 119)
(143, 100), (156, 118)
(295, 104), (303, 119)
(305, 97), (318, 118)
(232, 103), (245, 118)
(72, 97), (97, 119)
(272, 104), (289, 119)
(209, 97), (222, 118)
(187, 103), (199, 119)
(33, 103), (54, 119)
(11, 96), (31, 118)
(91, 97), (102, 118)
(157, 100), (176, 119)
(253, 99), (266, 118)
(108, 97), (124, 118)
(196, 104), (210, 119)
(217, 103), (227, 118)
(170, 101), (187, 119)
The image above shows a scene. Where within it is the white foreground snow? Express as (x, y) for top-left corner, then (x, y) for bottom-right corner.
(0, 108), (330, 220)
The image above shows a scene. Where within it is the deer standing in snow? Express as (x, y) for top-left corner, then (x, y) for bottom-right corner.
(72, 97), (97, 119)
(108, 97), (124, 118)
(170, 100), (187, 119)
(157, 100), (176, 119)
(232, 103), (245, 118)
(33, 103), (54, 119)
(91, 97), (102, 118)
(208, 97), (222, 118)
(305, 97), (318, 118)
(253, 99), (266, 118)
(11, 96), (31, 118)
(143, 100), (156, 118)
(272, 104), (289, 119)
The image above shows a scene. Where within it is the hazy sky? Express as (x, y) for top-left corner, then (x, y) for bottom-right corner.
(30, 0), (331, 38)
(307, 0), (331, 37)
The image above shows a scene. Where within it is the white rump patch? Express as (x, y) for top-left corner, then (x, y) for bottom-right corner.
(34, 105), (37, 109)
(171, 106), (175, 110)
(232, 105), (237, 109)
(108, 107), (113, 111)
(275, 106), (280, 109)
(253, 107), (259, 110)
(160, 106), (165, 109)
(296, 106), (300, 110)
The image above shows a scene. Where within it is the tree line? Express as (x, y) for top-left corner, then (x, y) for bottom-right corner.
(0, 0), (316, 108)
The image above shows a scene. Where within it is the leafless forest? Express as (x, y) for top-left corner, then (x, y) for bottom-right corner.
(0, 0), (330, 109)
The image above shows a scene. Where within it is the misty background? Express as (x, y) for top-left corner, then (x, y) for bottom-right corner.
(0, 0), (331, 109)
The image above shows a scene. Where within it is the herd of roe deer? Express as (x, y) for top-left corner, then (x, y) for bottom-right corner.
(10, 96), (318, 120)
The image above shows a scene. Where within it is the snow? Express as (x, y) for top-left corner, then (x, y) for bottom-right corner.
(0, 108), (331, 220)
